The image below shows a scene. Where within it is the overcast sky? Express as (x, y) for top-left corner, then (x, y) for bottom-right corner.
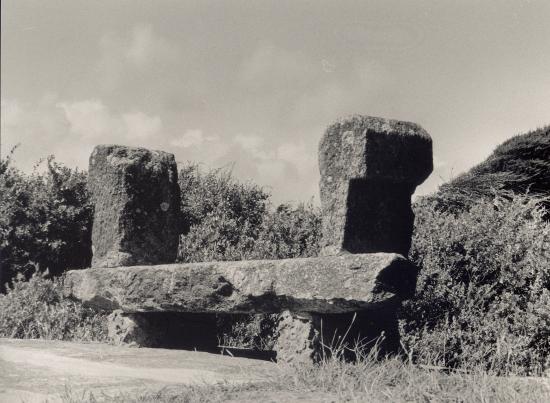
(2, 1), (549, 204)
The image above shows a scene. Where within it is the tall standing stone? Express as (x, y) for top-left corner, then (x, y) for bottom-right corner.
(89, 145), (182, 268)
(319, 115), (433, 256)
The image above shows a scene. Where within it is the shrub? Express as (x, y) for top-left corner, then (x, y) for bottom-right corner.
(217, 313), (279, 350)
(177, 163), (321, 262)
(0, 151), (93, 290)
(247, 202), (321, 260)
(401, 194), (550, 374)
(177, 163), (270, 262)
(0, 269), (108, 341)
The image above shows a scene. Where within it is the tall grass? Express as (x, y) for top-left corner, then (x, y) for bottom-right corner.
(60, 345), (550, 403)
(0, 270), (107, 341)
(271, 347), (550, 402)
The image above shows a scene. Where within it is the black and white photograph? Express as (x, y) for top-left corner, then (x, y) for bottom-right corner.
(1, 1), (549, 402)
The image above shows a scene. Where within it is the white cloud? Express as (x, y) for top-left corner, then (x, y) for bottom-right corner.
(170, 129), (228, 164)
(227, 136), (319, 203)
(233, 134), (265, 154)
(2, 96), (320, 204)
(240, 45), (319, 91)
(1, 100), (23, 128)
(56, 99), (162, 141)
(256, 159), (287, 183)
(56, 100), (120, 139)
(122, 112), (162, 139)
(172, 129), (211, 148)
(232, 134), (316, 180)
(96, 33), (126, 90)
(2, 97), (77, 170)
(126, 25), (155, 66)
(2, 96), (164, 171)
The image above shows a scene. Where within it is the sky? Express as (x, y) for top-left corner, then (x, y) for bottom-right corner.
(2, 0), (549, 204)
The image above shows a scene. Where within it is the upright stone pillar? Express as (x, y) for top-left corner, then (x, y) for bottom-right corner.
(319, 115), (433, 256)
(89, 145), (182, 268)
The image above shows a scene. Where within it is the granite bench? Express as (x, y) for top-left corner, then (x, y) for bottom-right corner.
(64, 115), (433, 362)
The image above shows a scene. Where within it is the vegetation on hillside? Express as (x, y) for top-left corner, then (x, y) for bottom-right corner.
(434, 126), (550, 212)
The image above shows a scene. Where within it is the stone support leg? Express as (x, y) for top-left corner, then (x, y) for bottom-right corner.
(274, 311), (322, 363)
(274, 308), (401, 363)
(107, 310), (163, 347)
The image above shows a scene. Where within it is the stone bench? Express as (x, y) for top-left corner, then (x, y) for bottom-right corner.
(64, 253), (417, 361)
(66, 115), (432, 363)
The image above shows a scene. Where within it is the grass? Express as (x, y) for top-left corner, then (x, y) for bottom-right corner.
(0, 270), (108, 342)
(60, 352), (550, 403)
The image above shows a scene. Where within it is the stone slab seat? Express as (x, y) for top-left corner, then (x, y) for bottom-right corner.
(63, 253), (418, 315)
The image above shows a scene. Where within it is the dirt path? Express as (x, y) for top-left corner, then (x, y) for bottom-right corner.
(0, 338), (279, 402)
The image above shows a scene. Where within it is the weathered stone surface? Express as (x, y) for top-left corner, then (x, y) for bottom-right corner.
(89, 145), (183, 268)
(319, 115), (433, 256)
(274, 311), (321, 363)
(64, 253), (417, 314)
(107, 310), (162, 347)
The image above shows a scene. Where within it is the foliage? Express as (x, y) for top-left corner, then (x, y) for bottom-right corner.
(0, 270), (107, 341)
(247, 203), (321, 260)
(0, 150), (93, 290)
(177, 163), (270, 262)
(402, 194), (550, 374)
(177, 163), (321, 262)
(217, 313), (279, 350)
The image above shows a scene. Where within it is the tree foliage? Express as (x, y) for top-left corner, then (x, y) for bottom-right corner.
(177, 163), (321, 262)
(0, 150), (93, 290)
